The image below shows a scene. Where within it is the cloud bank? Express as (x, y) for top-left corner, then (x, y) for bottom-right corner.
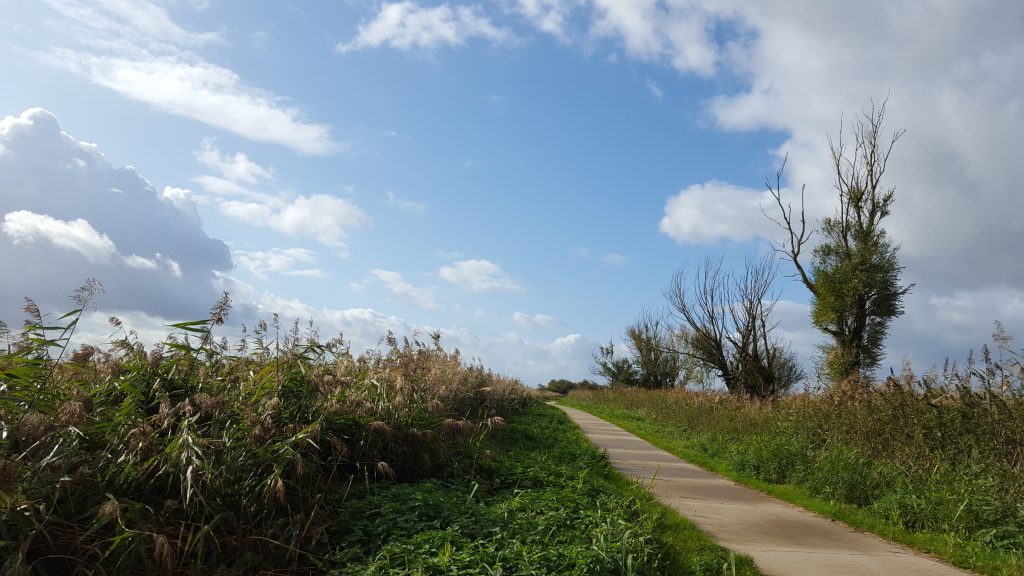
(0, 108), (230, 320)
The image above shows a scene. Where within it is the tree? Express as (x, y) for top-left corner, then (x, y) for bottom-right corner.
(593, 340), (639, 387)
(624, 311), (682, 389)
(593, 311), (682, 389)
(665, 255), (804, 398)
(541, 378), (601, 394)
(766, 99), (913, 382)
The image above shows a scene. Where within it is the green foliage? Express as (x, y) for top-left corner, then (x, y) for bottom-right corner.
(768, 100), (912, 382)
(593, 341), (641, 388)
(595, 312), (695, 390)
(540, 378), (603, 395)
(625, 312), (683, 389)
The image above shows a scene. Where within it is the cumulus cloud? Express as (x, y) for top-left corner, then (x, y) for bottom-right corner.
(233, 248), (326, 279)
(509, 0), (580, 41)
(196, 137), (274, 184)
(439, 259), (523, 292)
(337, 1), (517, 53)
(3, 210), (117, 264)
(369, 269), (437, 309)
(189, 139), (368, 253)
(659, 180), (778, 245)
(0, 107), (231, 321)
(33, 1), (338, 154)
(512, 312), (558, 327)
(589, 0), (723, 76)
(161, 186), (201, 222)
(220, 195), (367, 253)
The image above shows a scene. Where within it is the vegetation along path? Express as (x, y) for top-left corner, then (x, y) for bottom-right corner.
(554, 404), (974, 576)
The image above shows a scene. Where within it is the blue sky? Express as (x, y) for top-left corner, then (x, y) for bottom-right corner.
(2, 1), (1023, 385)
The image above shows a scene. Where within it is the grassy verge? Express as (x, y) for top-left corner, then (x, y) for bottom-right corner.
(561, 391), (1023, 576)
(328, 403), (764, 575)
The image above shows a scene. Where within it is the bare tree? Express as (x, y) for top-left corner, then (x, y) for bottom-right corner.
(666, 256), (804, 397)
(766, 99), (912, 382)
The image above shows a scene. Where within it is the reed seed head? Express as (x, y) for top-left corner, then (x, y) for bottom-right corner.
(58, 400), (87, 427)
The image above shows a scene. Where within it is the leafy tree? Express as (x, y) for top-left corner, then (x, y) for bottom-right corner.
(593, 341), (639, 387)
(593, 312), (683, 389)
(541, 378), (602, 394)
(767, 99), (913, 382)
(624, 311), (683, 389)
(666, 256), (804, 397)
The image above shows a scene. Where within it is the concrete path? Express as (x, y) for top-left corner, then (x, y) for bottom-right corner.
(554, 404), (974, 576)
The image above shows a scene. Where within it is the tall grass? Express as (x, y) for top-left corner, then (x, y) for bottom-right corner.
(565, 335), (1024, 574)
(0, 287), (529, 574)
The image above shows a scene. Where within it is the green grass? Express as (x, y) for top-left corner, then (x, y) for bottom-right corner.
(561, 391), (1024, 576)
(327, 403), (764, 575)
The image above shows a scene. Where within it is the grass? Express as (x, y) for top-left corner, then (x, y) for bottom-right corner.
(327, 403), (764, 575)
(0, 285), (761, 575)
(561, 380), (1024, 576)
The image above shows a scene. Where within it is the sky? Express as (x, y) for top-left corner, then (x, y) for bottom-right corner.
(1, 0), (1023, 386)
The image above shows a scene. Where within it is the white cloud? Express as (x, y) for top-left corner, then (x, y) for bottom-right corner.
(439, 259), (523, 292)
(510, 0), (580, 41)
(337, 1), (517, 53)
(588, 0), (722, 76)
(34, 1), (338, 155)
(45, 0), (223, 48)
(234, 248), (326, 279)
(49, 51), (339, 155)
(659, 180), (776, 245)
(512, 312), (558, 327)
(387, 190), (427, 213)
(645, 77), (663, 101)
(370, 269), (437, 309)
(0, 108), (230, 320)
(2, 210), (117, 264)
(188, 139), (368, 253)
(161, 186), (201, 222)
(196, 138), (274, 184)
(439, 327), (595, 385)
(191, 175), (276, 203)
(220, 194), (368, 253)
(602, 253), (628, 266)
(435, 250), (465, 260)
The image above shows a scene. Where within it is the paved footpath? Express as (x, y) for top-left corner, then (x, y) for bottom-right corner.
(554, 404), (974, 576)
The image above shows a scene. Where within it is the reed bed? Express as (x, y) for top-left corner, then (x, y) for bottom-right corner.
(0, 289), (530, 574)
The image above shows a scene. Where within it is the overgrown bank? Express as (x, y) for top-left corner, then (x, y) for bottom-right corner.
(0, 295), (759, 574)
(563, 382), (1024, 576)
(0, 294), (530, 574)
